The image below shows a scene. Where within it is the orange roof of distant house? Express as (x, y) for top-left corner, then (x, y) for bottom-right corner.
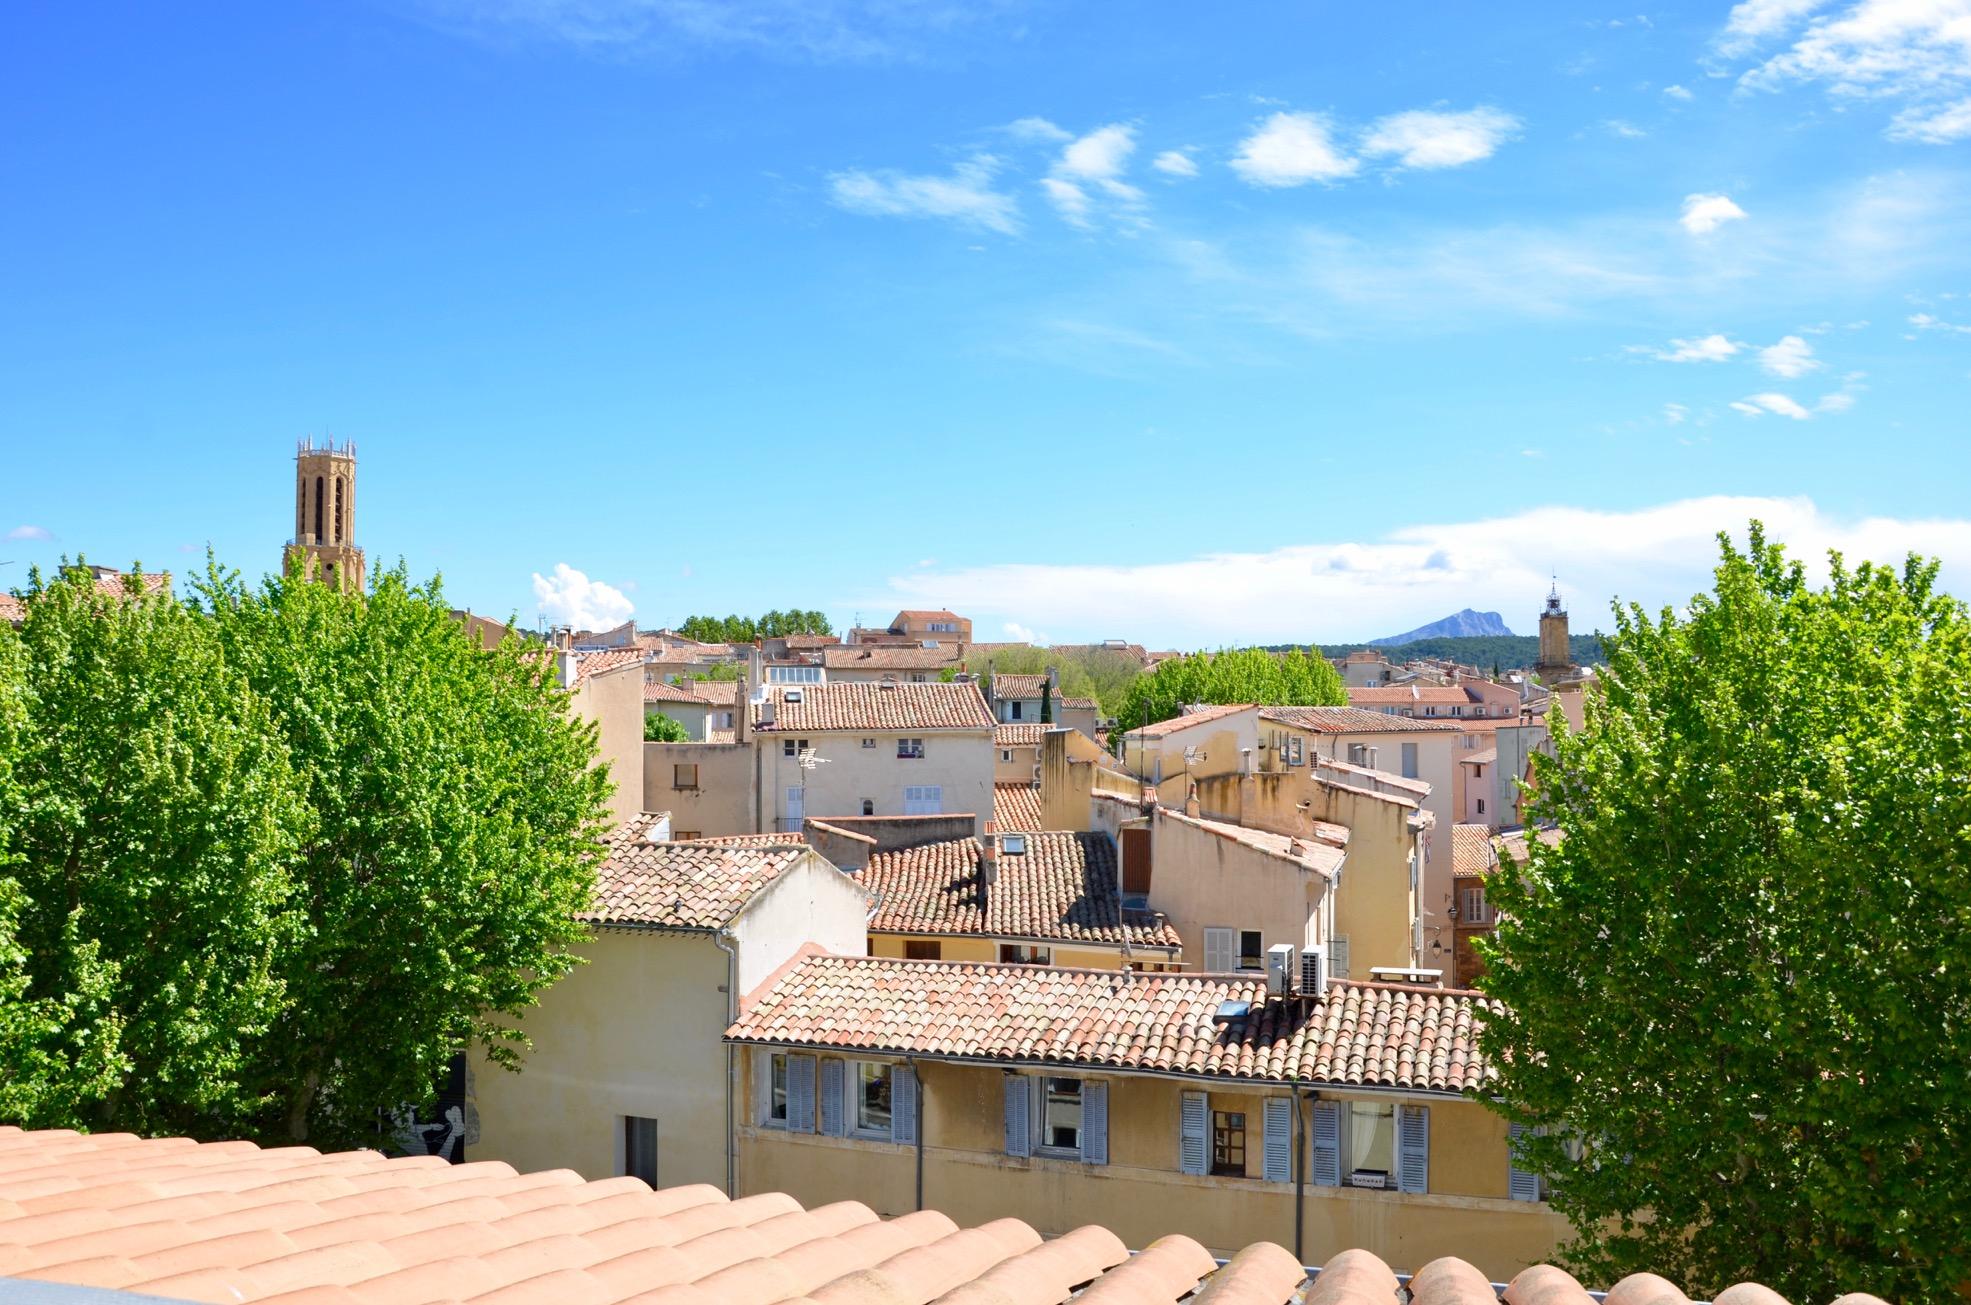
(1261, 705), (1463, 734)
(1452, 824), (1500, 879)
(754, 682), (993, 733)
(584, 815), (844, 931)
(570, 647), (644, 686)
(1129, 701), (1254, 738)
(820, 644), (966, 670)
(995, 722), (1049, 747)
(1348, 684), (1474, 706)
(992, 782), (1044, 832)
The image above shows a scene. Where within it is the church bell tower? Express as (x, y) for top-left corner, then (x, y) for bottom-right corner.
(1532, 580), (1577, 684)
(284, 438), (366, 594)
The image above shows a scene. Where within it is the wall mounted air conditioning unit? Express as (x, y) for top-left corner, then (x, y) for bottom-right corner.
(1265, 943), (1297, 997)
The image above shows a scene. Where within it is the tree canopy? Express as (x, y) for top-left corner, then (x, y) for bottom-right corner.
(1478, 526), (1971, 1305)
(643, 711), (691, 742)
(0, 559), (612, 1147)
(677, 609), (832, 642)
(1111, 647), (1346, 735)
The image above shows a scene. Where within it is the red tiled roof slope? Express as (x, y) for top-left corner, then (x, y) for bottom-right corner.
(995, 722), (1048, 746)
(1452, 823), (1500, 878)
(820, 645), (965, 670)
(0, 1127), (1884, 1305)
(571, 647), (645, 686)
(755, 682), (993, 732)
(860, 833), (1178, 949)
(584, 816), (833, 930)
(729, 955), (1492, 1092)
(993, 783), (1044, 832)
(1261, 705), (1463, 733)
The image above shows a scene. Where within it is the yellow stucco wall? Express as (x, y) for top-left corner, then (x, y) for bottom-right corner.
(1144, 807), (1328, 972)
(476, 931), (730, 1190)
(867, 932), (1156, 968)
(734, 1054), (1572, 1281)
(643, 741), (753, 836)
(574, 664), (647, 829)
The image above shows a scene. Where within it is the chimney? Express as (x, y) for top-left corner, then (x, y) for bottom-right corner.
(759, 693), (776, 729)
(1183, 782), (1200, 819)
(735, 671), (752, 745)
(1046, 665), (1059, 692)
(749, 639), (765, 689)
(980, 824), (999, 904)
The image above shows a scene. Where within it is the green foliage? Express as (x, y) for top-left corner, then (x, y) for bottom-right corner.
(677, 609), (833, 642)
(1312, 633), (1603, 669)
(1, 563), (305, 1134)
(1112, 647), (1346, 735)
(197, 561), (614, 1145)
(977, 645), (1143, 716)
(1477, 525), (1971, 1304)
(643, 712), (691, 742)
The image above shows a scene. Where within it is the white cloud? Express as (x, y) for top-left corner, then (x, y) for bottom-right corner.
(1152, 149), (1199, 178)
(1664, 83), (1695, 100)
(5, 524), (54, 542)
(1664, 402), (1691, 424)
(1816, 391), (1857, 412)
(1631, 332), (1743, 362)
(1714, 0), (1831, 57)
(1040, 124), (1145, 226)
(1910, 310), (1971, 333)
(1734, 0), (1971, 140)
(1359, 106), (1521, 168)
(1003, 621), (1049, 644)
(1040, 177), (1091, 226)
(532, 563), (634, 631)
(1604, 118), (1648, 138)
(1737, 391), (1815, 418)
(830, 155), (1019, 234)
(1890, 97), (1971, 142)
(874, 498), (1971, 644)
(1231, 112), (1359, 186)
(1058, 124), (1136, 180)
(1006, 116), (1072, 143)
(1681, 192), (1749, 234)
(1758, 333), (1823, 376)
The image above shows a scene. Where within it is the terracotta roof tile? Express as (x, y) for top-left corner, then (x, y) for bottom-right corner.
(992, 784), (1044, 833)
(571, 647), (645, 686)
(728, 955), (1494, 1092)
(1451, 824), (1499, 879)
(0, 1128), (1873, 1305)
(990, 674), (1049, 699)
(755, 682), (993, 733)
(820, 645), (966, 671)
(583, 816), (840, 930)
(860, 833), (1178, 950)
(1348, 685), (1475, 706)
(1495, 825), (1563, 865)
(645, 680), (711, 705)
(1130, 702), (1254, 738)
(1260, 706), (1462, 734)
(995, 723), (1048, 747)
(2, 571), (173, 625)
(1159, 809), (1346, 878)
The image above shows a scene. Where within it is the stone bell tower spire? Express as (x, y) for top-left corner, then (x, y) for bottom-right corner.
(283, 437), (366, 594)
(1532, 576), (1577, 684)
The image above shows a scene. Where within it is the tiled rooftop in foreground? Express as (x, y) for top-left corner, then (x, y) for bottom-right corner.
(0, 1127), (1888, 1305)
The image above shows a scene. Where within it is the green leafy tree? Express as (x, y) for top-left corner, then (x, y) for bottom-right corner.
(686, 663), (742, 682)
(643, 712), (691, 742)
(977, 647), (1106, 711)
(1112, 646), (1345, 734)
(2, 563), (305, 1134)
(681, 610), (833, 641)
(200, 561), (614, 1145)
(1478, 526), (1971, 1305)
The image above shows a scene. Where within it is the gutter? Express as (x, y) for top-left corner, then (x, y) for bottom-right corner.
(907, 1054), (925, 1212)
(712, 929), (739, 1197)
(1294, 1085), (1308, 1264)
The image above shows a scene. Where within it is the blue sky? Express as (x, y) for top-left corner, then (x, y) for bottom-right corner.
(4, 0), (1969, 644)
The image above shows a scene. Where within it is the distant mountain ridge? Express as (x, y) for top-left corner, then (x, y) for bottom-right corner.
(1370, 609), (1516, 646)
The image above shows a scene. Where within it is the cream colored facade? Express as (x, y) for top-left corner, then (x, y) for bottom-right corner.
(643, 741), (753, 838)
(866, 932), (1172, 969)
(1039, 728), (1149, 833)
(758, 726), (994, 835)
(569, 658), (648, 829)
(731, 1053), (1570, 1280)
(474, 850), (867, 1191)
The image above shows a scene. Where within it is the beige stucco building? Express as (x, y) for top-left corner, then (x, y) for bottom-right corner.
(474, 818), (869, 1194)
(727, 955), (1571, 1280)
(564, 646), (648, 829)
(988, 671), (1099, 740)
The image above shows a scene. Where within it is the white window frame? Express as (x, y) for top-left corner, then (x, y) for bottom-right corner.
(1034, 1076), (1084, 1158)
(1001, 749), (1013, 763)
(903, 785), (942, 815)
(850, 1060), (894, 1139)
(897, 737), (925, 759)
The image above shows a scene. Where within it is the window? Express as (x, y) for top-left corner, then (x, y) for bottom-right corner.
(1039, 1077), (1083, 1155)
(1473, 764), (1485, 779)
(1400, 742), (1419, 780)
(766, 1054), (789, 1125)
(861, 737), (878, 749)
(1347, 1102), (1396, 1186)
(854, 1062), (892, 1135)
(673, 764), (699, 790)
(768, 665), (822, 683)
(861, 799), (874, 816)
(999, 943), (1051, 964)
(1476, 798), (1487, 815)
(1010, 701), (1023, 720)
(905, 940), (942, 960)
(903, 785), (941, 815)
(1211, 1111), (1246, 1177)
(675, 830), (700, 840)
(1203, 927), (1237, 973)
(897, 738), (925, 759)
(1001, 749), (1014, 763)
(623, 1116), (657, 1186)
(1239, 929), (1264, 971)
(1289, 736), (1303, 766)
(910, 673), (927, 683)
(1460, 885), (1491, 925)
(1461, 734), (1476, 748)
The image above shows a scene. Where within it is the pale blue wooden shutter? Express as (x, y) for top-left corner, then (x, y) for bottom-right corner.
(1508, 1122), (1541, 1202)
(1080, 1082), (1108, 1165)
(1004, 1076), (1030, 1157)
(1262, 1097), (1293, 1183)
(789, 1054), (816, 1133)
(892, 1066), (918, 1145)
(1311, 1100), (1341, 1186)
(818, 1058), (845, 1137)
(1398, 1104), (1429, 1193)
(1178, 1091), (1208, 1176)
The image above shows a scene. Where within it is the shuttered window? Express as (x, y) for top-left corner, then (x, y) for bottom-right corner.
(1310, 1100), (1342, 1186)
(1178, 1091), (1208, 1176)
(1329, 935), (1351, 979)
(1080, 1082), (1108, 1165)
(1003, 1075), (1031, 1158)
(818, 1058), (846, 1137)
(1203, 927), (1236, 973)
(891, 1066), (918, 1145)
(788, 1054), (817, 1134)
(1508, 1121), (1543, 1202)
(1397, 1104), (1430, 1194)
(1262, 1097), (1294, 1183)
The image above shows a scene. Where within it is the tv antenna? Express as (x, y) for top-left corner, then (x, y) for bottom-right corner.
(796, 748), (829, 771)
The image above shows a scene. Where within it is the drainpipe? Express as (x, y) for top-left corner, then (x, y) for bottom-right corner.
(713, 929), (739, 1197)
(908, 1054), (925, 1211)
(1294, 1086), (1308, 1264)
